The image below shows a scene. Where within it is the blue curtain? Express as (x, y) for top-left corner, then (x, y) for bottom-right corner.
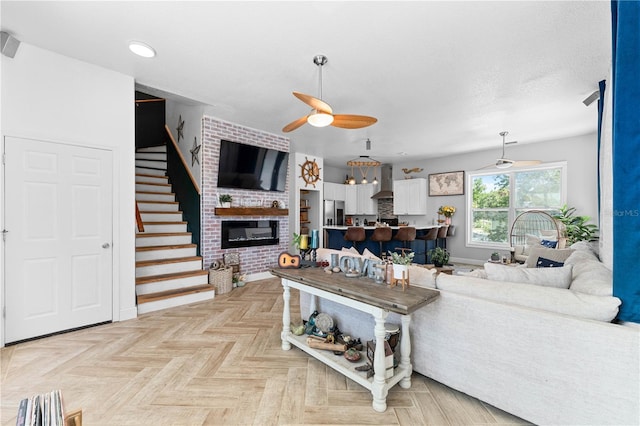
(611, 1), (640, 323)
(597, 79), (606, 217)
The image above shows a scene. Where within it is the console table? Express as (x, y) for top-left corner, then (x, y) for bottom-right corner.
(271, 268), (439, 412)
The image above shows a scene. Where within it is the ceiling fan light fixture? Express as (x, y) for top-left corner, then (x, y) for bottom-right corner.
(495, 160), (513, 169)
(307, 111), (334, 127)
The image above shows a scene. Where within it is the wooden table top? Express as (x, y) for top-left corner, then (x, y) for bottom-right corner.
(271, 267), (439, 315)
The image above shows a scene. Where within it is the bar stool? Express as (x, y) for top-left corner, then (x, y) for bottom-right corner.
(394, 226), (416, 255)
(417, 227), (439, 262)
(437, 225), (449, 249)
(370, 227), (392, 258)
(344, 227), (366, 252)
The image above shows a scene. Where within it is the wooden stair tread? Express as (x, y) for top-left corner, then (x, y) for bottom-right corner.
(136, 243), (196, 252)
(136, 173), (168, 179)
(136, 181), (171, 187)
(139, 210), (183, 214)
(137, 284), (214, 304)
(137, 200), (179, 205)
(136, 190), (175, 195)
(139, 221), (187, 225)
(136, 269), (209, 285)
(136, 232), (191, 238)
(136, 256), (202, 267)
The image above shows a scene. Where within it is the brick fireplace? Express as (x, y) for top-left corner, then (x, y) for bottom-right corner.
(201, 117), (290, 275)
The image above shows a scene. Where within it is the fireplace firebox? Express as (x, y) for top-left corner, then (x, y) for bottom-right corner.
(221, 220), (279, 249)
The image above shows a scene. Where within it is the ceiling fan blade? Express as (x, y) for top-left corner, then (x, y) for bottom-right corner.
(512, 160), (542, 167)
(331, 114), (378, 129)
(292, 92), (333, 114)
(282, 115), (308, 133)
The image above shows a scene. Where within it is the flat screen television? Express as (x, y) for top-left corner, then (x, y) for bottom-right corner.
(217, 139), (289, 192)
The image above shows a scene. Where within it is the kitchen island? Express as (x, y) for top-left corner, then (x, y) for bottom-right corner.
(323, 225), (443, 264)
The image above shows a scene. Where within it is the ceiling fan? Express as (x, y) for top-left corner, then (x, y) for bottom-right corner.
(282, 55), (378, 133)
(491, 131), (541, 169)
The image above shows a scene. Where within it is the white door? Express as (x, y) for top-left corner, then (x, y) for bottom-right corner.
(4, 137), (113, 343)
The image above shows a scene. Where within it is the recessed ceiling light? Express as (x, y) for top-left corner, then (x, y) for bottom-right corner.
(128, 41), (156, 58)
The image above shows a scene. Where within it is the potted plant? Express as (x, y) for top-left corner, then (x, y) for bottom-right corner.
(438, 205), (456, 225)
(233, 273), (246, 288)
(388, 251), (415, 279)
(491, 252), (500, 262)
(428, 247), (450, 267)
(219, 194), (232, 208)
(552, 204), (599, 245)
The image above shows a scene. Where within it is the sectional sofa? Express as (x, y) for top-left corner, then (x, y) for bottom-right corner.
(298, 244), (639, 425)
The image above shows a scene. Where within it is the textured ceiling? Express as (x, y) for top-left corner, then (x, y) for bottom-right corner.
(1, 1), (611, 166)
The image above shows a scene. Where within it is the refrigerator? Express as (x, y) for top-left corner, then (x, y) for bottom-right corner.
(324, 200), (345, 226)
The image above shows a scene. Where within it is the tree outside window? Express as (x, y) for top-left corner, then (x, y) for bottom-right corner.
(468, 164), (566, 248)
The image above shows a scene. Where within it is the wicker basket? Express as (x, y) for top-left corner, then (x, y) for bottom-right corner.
(209, 267), (233, 294)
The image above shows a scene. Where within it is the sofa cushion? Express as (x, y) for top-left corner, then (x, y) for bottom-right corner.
(408, 265), (437, 289)
(564, 249), (613, 296)
(484, 262), (573, 289)
(435, 273), (621, 322)
(540, 239), (558, 248)
(525, 247), (574, 268)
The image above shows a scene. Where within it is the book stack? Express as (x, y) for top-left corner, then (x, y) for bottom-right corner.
(15, 390), (66, 426)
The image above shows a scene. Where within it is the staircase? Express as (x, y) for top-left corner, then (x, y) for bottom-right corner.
(135, 145), (214, 314)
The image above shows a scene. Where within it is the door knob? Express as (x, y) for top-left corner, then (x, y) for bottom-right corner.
(102, 243), (110, 249)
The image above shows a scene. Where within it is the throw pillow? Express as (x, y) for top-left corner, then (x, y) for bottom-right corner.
(523, 234), (541, 256)
(342, 246), (360, 255)
(525, 247), (574, 268)
(540, 239), (558, 248)
(536, 256), (564, 267)
(484, 262), (573, 289)
(362, 248), (382, 262)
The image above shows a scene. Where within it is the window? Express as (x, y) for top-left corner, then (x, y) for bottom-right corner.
(466, 162), (566, 248)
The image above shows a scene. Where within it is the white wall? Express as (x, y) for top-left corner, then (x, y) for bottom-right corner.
(0, 43), (136, 345)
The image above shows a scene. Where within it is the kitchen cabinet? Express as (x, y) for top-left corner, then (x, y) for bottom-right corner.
(345, 184), (378, 215)
(357, 184), (378, 215)
(345, 185), (358, 215)
(324, 182), (346, 201)
(393, 178), (427, 215)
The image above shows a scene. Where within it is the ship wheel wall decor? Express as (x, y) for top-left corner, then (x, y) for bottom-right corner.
(299, 157), (321, 188)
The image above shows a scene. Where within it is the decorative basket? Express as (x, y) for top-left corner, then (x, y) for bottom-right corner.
(209, 267), (233, 294)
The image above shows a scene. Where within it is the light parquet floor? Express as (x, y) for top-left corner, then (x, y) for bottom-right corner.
(1, 277), (529, 425)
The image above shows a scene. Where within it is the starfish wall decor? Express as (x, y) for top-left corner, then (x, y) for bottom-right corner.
(190, 137), (201, 166)
(176, 115), (185, 142)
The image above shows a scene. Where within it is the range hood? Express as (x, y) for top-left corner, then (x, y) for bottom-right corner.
(371, 164), (393, 199)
